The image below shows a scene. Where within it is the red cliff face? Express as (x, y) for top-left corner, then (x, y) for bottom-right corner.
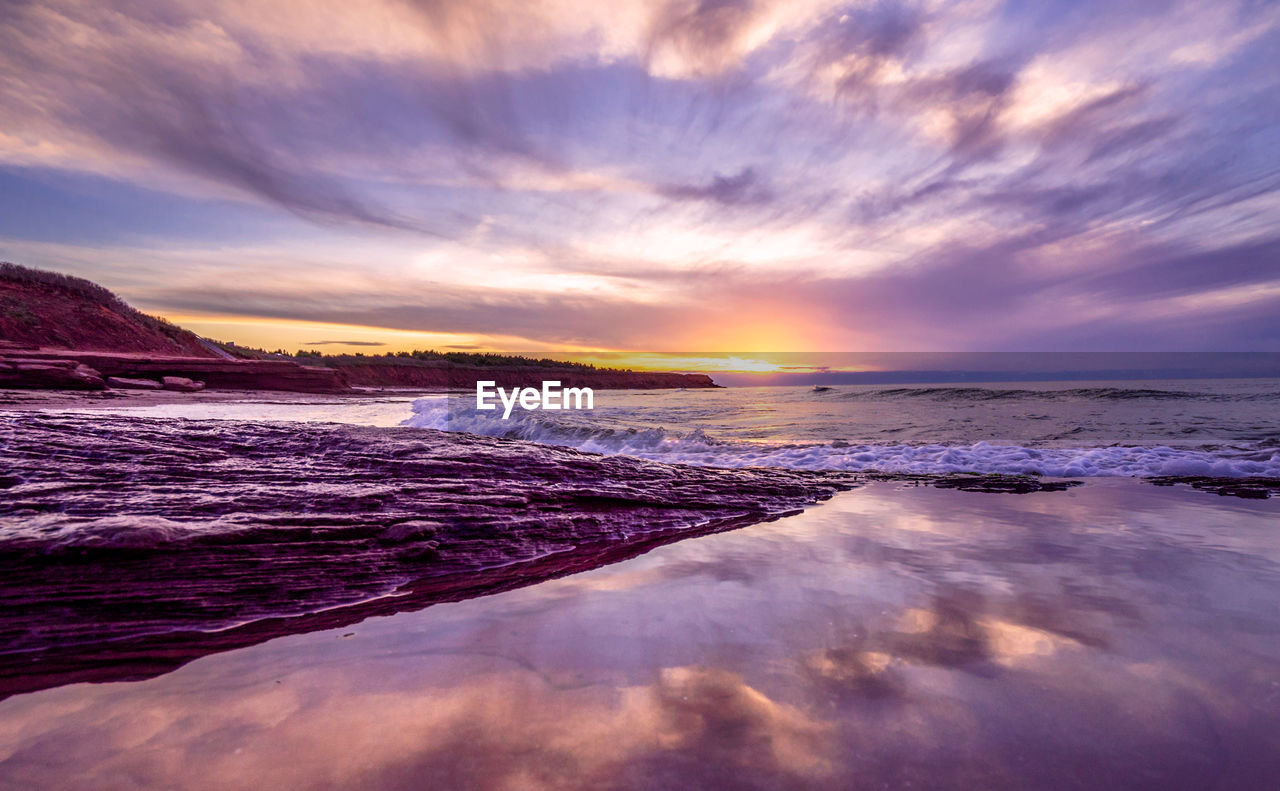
(331, 363), (719, 390)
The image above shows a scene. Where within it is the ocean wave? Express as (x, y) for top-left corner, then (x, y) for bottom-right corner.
(404, 398), (1280, 478)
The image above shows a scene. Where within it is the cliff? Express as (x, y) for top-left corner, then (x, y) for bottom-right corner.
(0, 262), (215, 356)
(331, 361), (718, 390)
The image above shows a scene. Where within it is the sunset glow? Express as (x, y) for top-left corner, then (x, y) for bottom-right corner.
(1, 0), (1277, 352)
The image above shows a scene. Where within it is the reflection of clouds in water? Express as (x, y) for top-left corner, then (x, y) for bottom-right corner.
(2, 482), (1279, 789)
(882, 588), (1104, 672)
(802, 643), (903, 702)
(624, 667), (834, 787)
(0, 663), (837, 791)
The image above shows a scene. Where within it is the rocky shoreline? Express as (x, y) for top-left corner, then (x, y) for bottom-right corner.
(0, 412), (1091, 697)
(0, 350), (350, 393)
(1146, 475), (1280, 499)
(0, 412), (856, 696)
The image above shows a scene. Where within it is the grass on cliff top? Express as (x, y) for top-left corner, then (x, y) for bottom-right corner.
(0, 261), (201, 347)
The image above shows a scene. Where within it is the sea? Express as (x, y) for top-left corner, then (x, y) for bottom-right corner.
(88, 378), (1280, 478)
(410, 378), (1280, 477)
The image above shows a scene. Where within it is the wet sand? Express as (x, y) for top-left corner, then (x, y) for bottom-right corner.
(1, 480), (1277, 790)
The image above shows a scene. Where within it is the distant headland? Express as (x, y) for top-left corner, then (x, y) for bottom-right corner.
(0, 262), (717, 393)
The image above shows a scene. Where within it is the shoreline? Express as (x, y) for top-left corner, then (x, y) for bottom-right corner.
(1, 346), (720, 395)
(0, 411), (859, 697)
(1, 409), (1089, 699)
(2, 401), (1276, 698)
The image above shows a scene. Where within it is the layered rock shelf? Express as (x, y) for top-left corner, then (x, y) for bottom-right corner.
(0, 357), (105, 390)
(0, 413), (859, 695)
(1, 350), (349, 393)
(0, 412), (1094, 695)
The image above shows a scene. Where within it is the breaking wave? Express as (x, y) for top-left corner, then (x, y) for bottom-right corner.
(404, 398), (1280, 479)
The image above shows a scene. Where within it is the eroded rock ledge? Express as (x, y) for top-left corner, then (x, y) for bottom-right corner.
(1146, 475), (1280, 499)
(0, 413), (1079, 697)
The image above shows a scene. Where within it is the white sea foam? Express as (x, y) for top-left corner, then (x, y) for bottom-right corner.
(403, 397), (1280, 478)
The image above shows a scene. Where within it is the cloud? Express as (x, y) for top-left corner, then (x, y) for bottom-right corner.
(804, 1), (925, 109)
(94, 225), (1278, 353)
(0, 3), (448, 233)
(646, 0), (764, 78)
(0, 0), (1278, 350)
(137, 280), (698, 349)
(304, 340), (388, 346)
(658, 166), (774, 206)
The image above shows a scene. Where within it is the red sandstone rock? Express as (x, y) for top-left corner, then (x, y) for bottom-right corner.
(161, 376), (205, 392)
(12, 351), (350, 393)
(0, 360), (105, 390)
(332, 362), (719, 390)
(107, 376), (163, 390)
(1, 262), (711, 394)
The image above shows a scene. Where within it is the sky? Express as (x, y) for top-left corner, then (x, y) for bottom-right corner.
(1, 0), (1278, 355)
